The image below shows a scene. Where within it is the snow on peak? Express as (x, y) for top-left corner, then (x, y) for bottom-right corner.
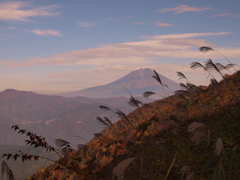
(135, 67), (151, 70)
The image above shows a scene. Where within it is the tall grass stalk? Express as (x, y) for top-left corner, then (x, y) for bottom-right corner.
(164, 151), (178, 180)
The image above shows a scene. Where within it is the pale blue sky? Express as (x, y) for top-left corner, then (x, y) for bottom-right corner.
(0, 0), (239, 94)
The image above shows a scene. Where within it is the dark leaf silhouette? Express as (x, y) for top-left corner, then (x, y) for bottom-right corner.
(190, 62), (205, 69)
(179, 83), (188, 90)
(199, 46), (236, 71)
(186, 82), (197, 90)
(54, 139), (71, 149)
(177, 72), (188, 80)
(152, 70), (162, 85)
(199, 46), (213, 53)
(205, 59), (224, 78)
(225, 63), (236, 70)
(7, 154), (12, 160)
(96, 116), (110, 127)
(103, 117), (113, 127)
(34, 156), (39, 161)
(99, 105), (112, 111)
(12, 154), (19, 161)
(115, 109), (133, 126)
(128, 95), (142, 108)
(143, 91), (156, 98)
(210, 78), (218, 85)
(18, 130), (26, 134)
(215, 63), (226, 71)
(11, 125), (19, 131)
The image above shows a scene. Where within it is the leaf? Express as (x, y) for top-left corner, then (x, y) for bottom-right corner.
(103, 117), (113, 127)
(115, 109), (133, 126)
(2, 154), (7, 158)
(225, 63), (236, 70)
(199, 46), (213, 53)
(99, 105), (111, 111)
(54, 139), (70, 149)
(12, 154), (19, 161)
(188, 122), (205, 134)
(179, 83), (188, 90)
(112, 157), (137, 180)
(190, 62), (205, 69)
(191, 132), (206, 145)
(180, 165), (191, 179)
(174, 90), (190, 95)
(11, 125), (19, 131)
(177, 71), (187, 80)
(215, 63), (226, 71)
(205, 59), (221, 74)
(18, 130), (26, 134)
(143, 91), (156, 98)
(96, 116), (109, 127)
(34, 156), (39, 161)
(152, 70), (162, 85)
(215, 138), (224, 156)
(210, 78), (218, 84)
(128, 96), (142, 108)
(7, 154), (12, 160)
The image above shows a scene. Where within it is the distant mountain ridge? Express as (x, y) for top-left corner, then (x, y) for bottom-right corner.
(0, 68), (179, 146)
(59, 68), (180, 98)
(0, 89), (134, 145)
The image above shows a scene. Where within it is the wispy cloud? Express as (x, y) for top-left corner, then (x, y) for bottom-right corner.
(126, 16), (134, 19)
(107, 17), (115, 21)
(0, 1), (61, 22)
(30, 29), (62, 36)
(211, 13), (240, 18)
(1, 32), (237, 68)
(132, 22), (145, 25)
(151, 32), (230, 39)
(76, 21), (96, 27)
(154, 21), (175, 27)
(158, 4), (211, 14)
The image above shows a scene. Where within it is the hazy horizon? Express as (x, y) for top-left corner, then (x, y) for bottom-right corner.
(0, 1), (239, 94)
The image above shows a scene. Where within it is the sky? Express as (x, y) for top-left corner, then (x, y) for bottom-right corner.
(0, 0), (239, 94)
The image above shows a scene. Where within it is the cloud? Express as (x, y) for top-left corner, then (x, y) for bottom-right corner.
(158, 4), (211, 14)
(151, 32), (231, 39)
(30, 29), (62, 36)
(1, 32), (238, 68)
(107, 17), (115, 21)
(126, 16), (134, 19)
(0, 1), (61, 22)
(211, 13), (240, 18)
(154, 22), (175, 27)
(76, 22), (96, 27)
(132, 22), (145, 25)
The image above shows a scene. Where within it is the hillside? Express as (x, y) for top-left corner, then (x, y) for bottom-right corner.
(0, 90), (136, 145)
(59, 68), (180, 98)
(7, 67), (239, 179)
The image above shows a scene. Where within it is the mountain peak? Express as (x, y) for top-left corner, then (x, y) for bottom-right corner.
(59, 68), (180, 98)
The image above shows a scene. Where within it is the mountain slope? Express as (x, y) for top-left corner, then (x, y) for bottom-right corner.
(28, 71), (240, 179)
(60, 68), (180, 98)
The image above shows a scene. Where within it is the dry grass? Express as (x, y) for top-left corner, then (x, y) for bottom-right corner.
(112, 157), (137, 180)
